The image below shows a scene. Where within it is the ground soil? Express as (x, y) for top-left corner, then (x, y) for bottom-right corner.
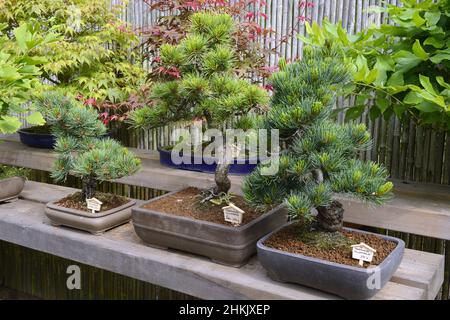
(141, 187), (265, 227)
(264, 223), (397, 268)
(55, 191), (129, 213)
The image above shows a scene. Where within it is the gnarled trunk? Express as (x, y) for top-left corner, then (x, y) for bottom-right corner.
(214, 162), (231, 194)
(316, 200), (344, 232)
(82, 177), (97, 200)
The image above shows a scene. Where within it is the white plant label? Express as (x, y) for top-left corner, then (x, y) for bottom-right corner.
(86, 197), (103, 214)
(222, 203), (244, 225)
(351, 242), (376, 266)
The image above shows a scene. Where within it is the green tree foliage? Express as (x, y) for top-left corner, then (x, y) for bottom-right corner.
(131, 12), (269, 129)
(37, 93), (141, 199)
(0, 0), (146, 103)
(243, 43), (393, 232)
(299, 0), (450, 131)
(0, 23), (58, 134)
(131, 12), (269, 196)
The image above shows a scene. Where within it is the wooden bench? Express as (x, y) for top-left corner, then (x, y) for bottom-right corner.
(0, 137), (448, 299)
(0, 181), (444, 300)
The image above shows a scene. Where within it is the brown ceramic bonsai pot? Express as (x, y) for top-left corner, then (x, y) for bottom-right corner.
(132, 191), (288, 267)
(45, 198), (136, 234)
(0, 177), (26, 202)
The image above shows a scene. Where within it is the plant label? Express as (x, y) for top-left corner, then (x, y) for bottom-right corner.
(351, 242), (376, 266)
(86, 197), (103, 214)
(222, 203), (245, 225)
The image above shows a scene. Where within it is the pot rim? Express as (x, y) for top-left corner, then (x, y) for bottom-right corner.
(47, 196), (136, 218)
(134, 189), (285, 232)
(0, 176), (26, 183)
(157, 146), (266, 162)
(257, 222), (405, 273)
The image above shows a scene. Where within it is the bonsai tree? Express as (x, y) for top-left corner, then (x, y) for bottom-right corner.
(38, 93), (141, 200)
(131, 12), (268, 197)
(243, 43), (394, 234)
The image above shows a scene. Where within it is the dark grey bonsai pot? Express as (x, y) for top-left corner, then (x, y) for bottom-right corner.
(45, 198), (136, 234)
(0, 177), (25, 202)
(257, 223), (405, 299)
(132, 191), (288, 267)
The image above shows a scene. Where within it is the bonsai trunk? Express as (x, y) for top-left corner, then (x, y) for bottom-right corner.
(82, 176), (97, 200)
(316, 200), (344, 232)
(214, 141), (231, 195)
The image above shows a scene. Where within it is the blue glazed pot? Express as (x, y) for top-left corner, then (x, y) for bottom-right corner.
(19, 126), (112, 149)
(158, 147), (262, 175)
(18, 126), (55, 149)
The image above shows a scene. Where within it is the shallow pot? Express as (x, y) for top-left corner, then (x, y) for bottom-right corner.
(45, 198), (136, 234)
(18, 126), (55, 149)
(158, 147), (262, 175)
(257, 223), (405, 299)
(19, 126), (113, 149)
(132, 191), (288, 267)
(0, 177), (25, 202)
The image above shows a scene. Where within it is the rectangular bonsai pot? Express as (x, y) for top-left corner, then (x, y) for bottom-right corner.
(45, 198), (136, 234)
(0, 177), (25, 202)
(257, 223), (405, 299)
(132, 191), (288, 267)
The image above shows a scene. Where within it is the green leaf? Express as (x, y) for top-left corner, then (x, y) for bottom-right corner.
(430, 53), (450, 64)
(393, 50), (422, 72)
(0, 65), (21, 80)
(13, 24), (31, 51)
(423, 36), (444, 48)
(403, 91), (422, 105)
(376, 96), (390, 113)
(369, 105), (381, 121)
(412, 11), (426, 27)
(436, 76), (450, 90)
(413, 101), (441, 113)
(412, 40), (429, 60)
(424, 11), (441, 26)
(419, 75), (437, 95)
(345, 106), (364, 121)
(387, 72), (404, 86)
(26, 112), (46, 125)
(0, 116), (22, 134)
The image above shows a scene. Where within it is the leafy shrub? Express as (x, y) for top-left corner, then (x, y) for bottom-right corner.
(0, 0), (146, 106)
(0, 23), (58, 134)
(300, 0), (450, 131)
(0, 165), (29, 180)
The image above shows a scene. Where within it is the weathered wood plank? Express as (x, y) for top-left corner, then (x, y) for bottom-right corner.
(2, 139), (449, 240)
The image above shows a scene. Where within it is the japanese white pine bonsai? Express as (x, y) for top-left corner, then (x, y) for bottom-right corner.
(38, 92), (141, 200)
(131, 12), (268, 198)
(243, 43), (394, 235)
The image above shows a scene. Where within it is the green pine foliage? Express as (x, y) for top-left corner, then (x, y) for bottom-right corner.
(243, 43), (394, 224)
(37, 92), (141, 199)
(0, 0), (146, 103)
(131, 12), (269, 130)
